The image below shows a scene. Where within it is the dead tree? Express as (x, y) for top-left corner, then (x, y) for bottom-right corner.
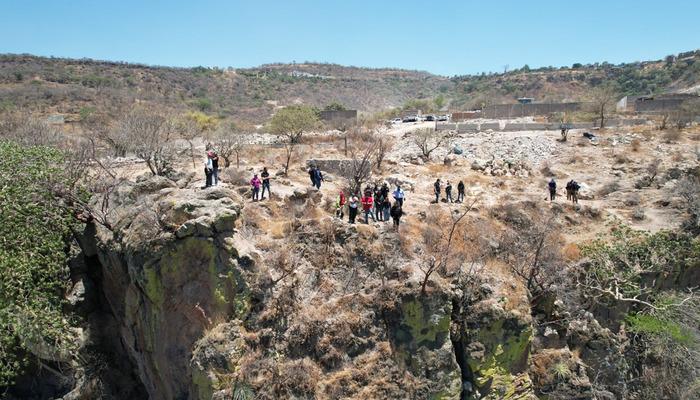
(343, 141), (375, 194)
(119, 108), (175, 176)
(419, 198), (478, 296)
(413, 128), (446, 160)
(374, 135), (394, 171)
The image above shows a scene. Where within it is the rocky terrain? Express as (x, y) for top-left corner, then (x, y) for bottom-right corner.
(1, 113), (695, 399)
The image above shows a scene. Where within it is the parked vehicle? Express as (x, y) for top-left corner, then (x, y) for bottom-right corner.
(424, 115), (435, 121)
(402, 116), (418, 123)
(437, 115), (449, 121)
(390, 118), (402, 124)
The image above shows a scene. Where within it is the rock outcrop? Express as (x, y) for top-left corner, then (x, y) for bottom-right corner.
(81, 177), (261, 400)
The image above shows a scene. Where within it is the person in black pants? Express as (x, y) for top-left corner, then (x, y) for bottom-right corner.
(457, 181), (465, 203)
(548, 178), (557, 201)
(261, 167), (271, 199)
(434, 179), (441, 203)
(210, 151), (219, 186)
(390, 203), (403, 230)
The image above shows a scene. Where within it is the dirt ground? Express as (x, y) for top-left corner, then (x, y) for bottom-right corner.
(115, 120), (699, 249)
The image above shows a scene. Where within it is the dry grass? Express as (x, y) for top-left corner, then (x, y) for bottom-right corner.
(631, 138), (641, 152)
(663, 129), (683, 144)
(562, 243), (581, 261)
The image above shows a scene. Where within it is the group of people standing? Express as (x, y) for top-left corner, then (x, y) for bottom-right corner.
(548, 178), (581, 204)
(335, 183), (405, 229)
(433, 179), (466, 204)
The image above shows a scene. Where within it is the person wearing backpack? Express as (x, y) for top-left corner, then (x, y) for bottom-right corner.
(313, 166), (324, 190)
(390, 202), (403, 230)
(571, 181), (580, 204)
(565, 180), (573, 201)
(250, 174), (262, 201)
(457, 181), (465, 203)
(548, 178), (557, 202)
(261, 167), (271, 199)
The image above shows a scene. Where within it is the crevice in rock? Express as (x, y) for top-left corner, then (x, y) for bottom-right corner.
(450, 298), (475, 400)
(77, 227), (149, 399)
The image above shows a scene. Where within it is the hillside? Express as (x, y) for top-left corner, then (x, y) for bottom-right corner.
(0, 50), (699, 122)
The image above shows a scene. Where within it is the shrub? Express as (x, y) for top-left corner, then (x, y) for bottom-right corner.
(662, 129), (682, 144)
(0, 141), (77, 385)
(631, 138), (641, 152)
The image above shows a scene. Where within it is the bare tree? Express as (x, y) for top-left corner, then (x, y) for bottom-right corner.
(418, 198), (478, 296)
(328, 117), (356, 157)
(413, 128), (446, 160)
(119, 108), (176, 176)
(0, 112), (62, 147)
(81, 112), (129, 157)
(374, 135), (394, 171)
(343, 141), (375, 194)
(589, 84), (619, 128)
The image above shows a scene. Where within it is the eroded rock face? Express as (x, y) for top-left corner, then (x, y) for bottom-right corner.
(86, 177), (259, 400)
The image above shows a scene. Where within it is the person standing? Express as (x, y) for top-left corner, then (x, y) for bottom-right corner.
(375, 189), (385, 221)
(380, 183), (390, 202)
(382, 195), (391, 222)
(571, 180), (580, 204)
(445, 181), (453, 203)
(203, 153), (213, 188)
(361, 192), (376, 224)
(210, 151), (219, 186)
(309, 165), (316, 187)
(393, 185), (405, 207)
(313, 166), (324, 190)
(250, 174), (262, 201)
(434, 179), (441, 203)
(335, 191), (346, 219)
(390, 203), (403, 230)
(348, 194), (359, 224)
(261, 167), (271, 199)
(548, 178), (557, 202)
(457, 181), (465, 203)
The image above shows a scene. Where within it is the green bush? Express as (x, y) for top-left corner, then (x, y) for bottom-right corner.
(0, 141), (77, 386)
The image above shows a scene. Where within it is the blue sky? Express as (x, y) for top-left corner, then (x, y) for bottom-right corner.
(1, 0), (698, 76)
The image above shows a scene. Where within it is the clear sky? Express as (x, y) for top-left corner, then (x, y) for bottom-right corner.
(1, 0), (698, 76)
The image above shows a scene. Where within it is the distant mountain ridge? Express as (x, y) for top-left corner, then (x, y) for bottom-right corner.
(0, 50), (698, 121)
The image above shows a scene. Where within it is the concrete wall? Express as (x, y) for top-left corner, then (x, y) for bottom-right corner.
(634, 98), (686, 113)
(319, 110), (358, 122)
(481, 102), (584, 118)
(437, 119), (648, 132)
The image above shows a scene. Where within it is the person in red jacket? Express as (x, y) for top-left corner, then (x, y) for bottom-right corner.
(361, 192), (376, 224)
(335, 191), (346, 218)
